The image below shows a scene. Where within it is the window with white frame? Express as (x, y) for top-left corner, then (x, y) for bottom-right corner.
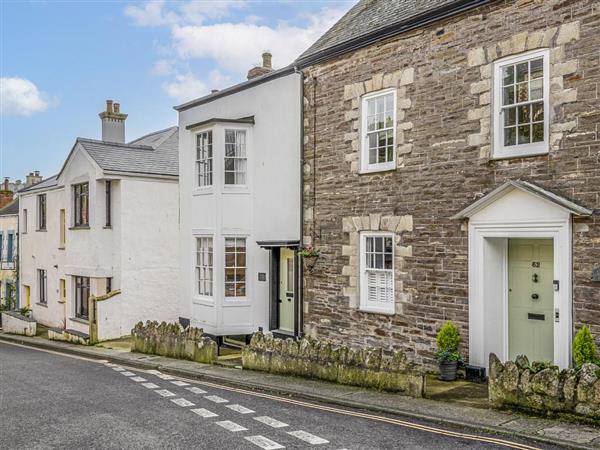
(360, 233), (394, 314)
(224, 237), (246, 298)
(196, 130), (213, 187)
(38, 269), (47, 304)
(37, 194), (46, 230)
(224, 129), (247, 185)
(196, 237), (213, 296)
(493, 49), (549, 158)
(361, 90), (396, 172)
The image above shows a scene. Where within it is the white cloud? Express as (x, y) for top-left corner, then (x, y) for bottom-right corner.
(162, 72), (207, 103)
(0, 77), (50, 116)
(126, 0), (246, 27)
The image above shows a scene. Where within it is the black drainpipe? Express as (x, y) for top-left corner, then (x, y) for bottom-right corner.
(294, 65), (305, 339)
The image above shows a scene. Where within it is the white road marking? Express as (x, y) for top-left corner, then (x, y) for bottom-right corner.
(171, 380), (190, 387)
(155, 373), (175, 380)
(104, 362), (118, 367)
(112, 367), (125, 372)
(288, 430), (329, 445)
(254, 416), (289, 428)
(171, 398), (195, 407)
(204, 395), (228, 403)
(141, 382), (159, 389)
(155, 389), (176, 397)
(226, 404), (255, 414)
(185, 386), (207, 394)
(121, 371), (136, 376)
(147, 370), (162, 375)
(215, 420), (247, 432)
(130, 376), (147, 382)
(191, 408), (218, 418)
(244, 436), (285, 450)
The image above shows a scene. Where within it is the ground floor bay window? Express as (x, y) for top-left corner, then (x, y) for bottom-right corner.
(225, 237), (246, 298)
(74, 276), (90, 320)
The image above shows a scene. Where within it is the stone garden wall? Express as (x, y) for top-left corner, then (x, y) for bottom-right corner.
(131, 321), (217, 364)
(242, 332), (425, 397)
(489, 353), (600, 421)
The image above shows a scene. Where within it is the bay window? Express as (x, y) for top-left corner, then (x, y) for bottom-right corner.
(196, 131), (213, 187)
(196, 237), (213, 297)
(224, 129), (247, 185)
(224, 237), (246, 298)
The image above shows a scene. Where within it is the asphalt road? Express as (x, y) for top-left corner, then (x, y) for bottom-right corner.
(0, 342), (557, 450)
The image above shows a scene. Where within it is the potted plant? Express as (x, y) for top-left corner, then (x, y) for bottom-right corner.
(435, 321), (461, 381)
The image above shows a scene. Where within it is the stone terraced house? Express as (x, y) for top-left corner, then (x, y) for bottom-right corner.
(18, 101), (180, 342)
(296, 0), (600, 370)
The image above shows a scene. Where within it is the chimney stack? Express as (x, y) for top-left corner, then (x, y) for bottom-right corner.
(25, 171), (42, 187)
(247, 52), (274, 80)
(99, 99), (128, 143)
(0, 177), (13, 209)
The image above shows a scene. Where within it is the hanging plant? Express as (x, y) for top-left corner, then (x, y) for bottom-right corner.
(297, 245), (321, 258)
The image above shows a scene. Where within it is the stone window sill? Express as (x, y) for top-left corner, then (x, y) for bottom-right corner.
(70, 316), (89, 324)
(69, 225), (90, 230)
(35, 302), (48, 308)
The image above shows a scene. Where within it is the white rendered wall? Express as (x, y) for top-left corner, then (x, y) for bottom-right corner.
(178, 73), (301, 335)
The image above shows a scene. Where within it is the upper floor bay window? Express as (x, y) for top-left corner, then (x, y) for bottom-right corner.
(493, 49), (549, 159)
(73, 183), (89, 227)
(37, 194), (46, 231)
(196, 237), (213, 297)
(196, 130), (213, 187)
(361, 89), (396, 173)
(360, 233), (394, 314)
(225, 237), (246, 298)
(224, 129), (247, 185)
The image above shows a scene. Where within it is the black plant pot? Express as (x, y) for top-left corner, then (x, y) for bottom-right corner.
(439, 361), (458, 381)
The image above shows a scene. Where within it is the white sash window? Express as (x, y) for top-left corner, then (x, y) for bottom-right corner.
(360, 89), (397, 173)
(360, 233), (395, 314)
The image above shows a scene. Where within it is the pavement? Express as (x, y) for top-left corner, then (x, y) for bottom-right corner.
(1, 332), (599, 449)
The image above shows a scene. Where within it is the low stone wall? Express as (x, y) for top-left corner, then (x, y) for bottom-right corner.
(48, 328), (89, 345)
(242, 332), (426, 397)
(489, 353), (600, 420)
(131, 321), (217, 364)
(1, 311), (36, 336)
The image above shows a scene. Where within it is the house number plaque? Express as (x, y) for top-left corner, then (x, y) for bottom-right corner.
(532, 261), (540, 268)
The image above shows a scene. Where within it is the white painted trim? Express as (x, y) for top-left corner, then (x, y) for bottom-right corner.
(492, 49), (550, 159)
(468, 218), (572, 369)
(359, 231), (395, 315)
(359, 88), (397, 174)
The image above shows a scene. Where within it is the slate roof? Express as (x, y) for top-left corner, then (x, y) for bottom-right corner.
(76, 126), (178, 177)
(18, 175), (59, 194)
(298, 0), (485, 63)
(0, 198), (18, 216)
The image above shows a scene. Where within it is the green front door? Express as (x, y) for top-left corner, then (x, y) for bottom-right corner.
(278, 248), (295, 333)
(508, 239), (554, 362)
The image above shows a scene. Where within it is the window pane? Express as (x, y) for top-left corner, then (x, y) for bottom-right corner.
(236, 269), (246, 282)
(376, 96), (384, 113)
(369, 147), (377, 164)
(516, 62), (528, 83)
(367, 115), (376, 132)
(503, 85), (514, 105)
(236, 252), (246, 267)
(504, 127), (516, 146)
(530, 78), (543, 100)
(502, 65), (514, 86)
(375, 253), (383, 269)
(375, 237), (382, 252)
(225, 268), (235, 282)
(516, 82), (528, 103)
(367, 98), (376, 115)
(384, 252), (393, 270)
(366, 237), (373, 252)
(531, 102), (544, 122)
(378, 146), (386, 164)
(236, 282), (246, 297)
(518, 125), (531, 144)
(517, 104), (530, 124)
(532, 123), (544, 143)
(384, 94), (393, 112)
(504, 107), (516, 126)
(530, 58), (543, 79)
(225, 283), (235, 297)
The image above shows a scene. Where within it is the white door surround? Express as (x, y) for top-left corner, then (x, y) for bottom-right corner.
(452, 180), (592, 369)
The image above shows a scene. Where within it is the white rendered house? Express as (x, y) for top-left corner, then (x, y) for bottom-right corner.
(176, 55), (302, 339)
(19, 101), (180, 341)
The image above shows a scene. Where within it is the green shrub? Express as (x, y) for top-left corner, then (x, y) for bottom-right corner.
(573, 325), (599, 368)
(435, 321), (461, 363)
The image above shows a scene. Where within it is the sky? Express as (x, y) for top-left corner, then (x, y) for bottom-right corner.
(0, 0), (353, 182)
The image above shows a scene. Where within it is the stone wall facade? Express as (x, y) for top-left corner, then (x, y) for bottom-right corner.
(242, 332), (425, 397)
(302, 0), (600, 365)
(489, 353), (600, 420)
(131, 321), (217, 364)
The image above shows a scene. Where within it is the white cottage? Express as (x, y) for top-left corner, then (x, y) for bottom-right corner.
(19, 101), (180, 341)
(175, 54), (302, 341)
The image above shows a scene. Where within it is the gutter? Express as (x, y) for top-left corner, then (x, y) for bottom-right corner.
(295, 0), (494, 68)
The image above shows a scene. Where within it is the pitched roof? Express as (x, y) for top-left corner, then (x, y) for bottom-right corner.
(76, 126), (178, 177)
(297, 0), (490, 65)
(0, 198), (18, 216)
(18, 175), (59, 194)
(451, 180), (593, 219)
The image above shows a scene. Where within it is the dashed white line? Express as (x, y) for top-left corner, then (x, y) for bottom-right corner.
(185, 386), (207, 394)
(121, 371), (136, 377)
(147, 370), (162, 375)
(141, 382), (159, 389)
(244, 435), (285, 450)
(130, 376), (147, 382)
(215, 420), (247, 432)
(155, 373), (175, 380)
(225, 404), (255, 414)
(204, 395), (228, 403)
(288, 430), (329, 445)
(112, 367), (125, 372)
(171, 398), (195, 407)
(254, 416), (289, 428)
(171, 380), (190, 387)
(191, 408), (218, 418)
(155, 389), (176, 397)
